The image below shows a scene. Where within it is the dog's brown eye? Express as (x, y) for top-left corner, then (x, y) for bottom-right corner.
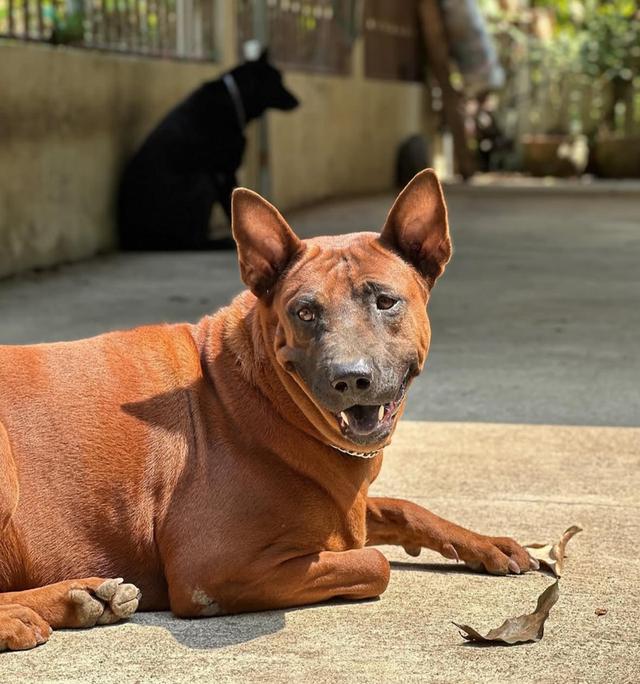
(297, 307), (315, 322)
(376, 295), (397, 310)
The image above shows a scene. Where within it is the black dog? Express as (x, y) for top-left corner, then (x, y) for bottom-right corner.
(118, 51), (299, 250)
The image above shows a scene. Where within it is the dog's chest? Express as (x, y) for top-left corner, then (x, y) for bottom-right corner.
(321, 495), (368, 552)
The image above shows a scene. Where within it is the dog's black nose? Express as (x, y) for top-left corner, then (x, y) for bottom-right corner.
(330, 361), (373, 394)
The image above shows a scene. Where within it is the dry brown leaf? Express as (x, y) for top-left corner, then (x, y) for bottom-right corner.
(524, 525), (583, 577)
(453, 580), (560, 645)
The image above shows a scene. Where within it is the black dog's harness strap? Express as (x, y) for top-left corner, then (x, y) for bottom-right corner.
(223, 73), (246, 130)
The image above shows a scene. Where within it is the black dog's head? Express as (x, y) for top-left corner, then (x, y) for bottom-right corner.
(232, 170), (452, 453)
(231, 49), (299, 120)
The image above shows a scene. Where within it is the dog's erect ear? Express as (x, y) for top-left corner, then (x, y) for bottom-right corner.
(259, 47), (270, 62)
(232, 188), (302, 298)
(380, 169), (452, 286)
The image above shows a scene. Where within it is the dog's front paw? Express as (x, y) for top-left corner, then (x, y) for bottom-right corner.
(0, 605), (52, 651)
(442, 534), (538, 575)
(68, 578), (141, 627)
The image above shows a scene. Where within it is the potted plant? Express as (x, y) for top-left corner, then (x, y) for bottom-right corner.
(579, 1), (640, 177)
(521, 27), (589, 177)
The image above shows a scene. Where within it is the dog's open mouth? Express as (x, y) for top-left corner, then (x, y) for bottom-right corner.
(335, 373), (409, 439)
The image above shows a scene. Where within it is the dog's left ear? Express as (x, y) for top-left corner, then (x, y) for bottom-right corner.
(232, 188), (301, 298)
(380, 169), (452, 287)
(259, 47), (270, 62)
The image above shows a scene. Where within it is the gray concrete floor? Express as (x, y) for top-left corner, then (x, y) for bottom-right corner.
(3, 422), (639, 683)
(1, 185), (639, 682)
(2, 185), (639, 426)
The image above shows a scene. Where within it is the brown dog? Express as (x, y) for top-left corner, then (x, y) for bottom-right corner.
(0, 170), (535, 651)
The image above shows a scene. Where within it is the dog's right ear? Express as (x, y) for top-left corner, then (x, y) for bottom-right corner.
(232, 188), (302, 298)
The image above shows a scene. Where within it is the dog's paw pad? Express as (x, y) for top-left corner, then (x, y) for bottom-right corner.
(98, 584), (141, 625)
(69, 589), (105, 625)
(94, 577), (124, 601)
(69, 579), (141, 627)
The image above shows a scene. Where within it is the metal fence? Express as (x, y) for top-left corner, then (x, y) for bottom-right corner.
(364, 0), (423, 82)
(1, 0), (426, 78)
(237, 0), (357, 75)
(0, 0), (217, 59)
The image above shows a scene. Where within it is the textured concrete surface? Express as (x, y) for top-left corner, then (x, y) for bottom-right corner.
(2, 422), (639, 683)
(1, 187), (639, 681)
(0, 41), (224, 277)
(2, 187), (639, 426)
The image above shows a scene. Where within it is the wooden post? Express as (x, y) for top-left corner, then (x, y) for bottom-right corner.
(418, 0), (475, 179)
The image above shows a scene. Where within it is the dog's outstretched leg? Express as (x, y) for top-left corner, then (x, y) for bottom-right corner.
(168, 548), (390, 617)
(366, 497), (537, 574)
(0, 578), (141, 652)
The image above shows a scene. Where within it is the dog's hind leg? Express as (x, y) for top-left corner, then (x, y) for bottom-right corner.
(0, 422), (19, 534)
(168, 548), (390, 617)
(0, 578), (141, 651)
(0, 423), (141, 651)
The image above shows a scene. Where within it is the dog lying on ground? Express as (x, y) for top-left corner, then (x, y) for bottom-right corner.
(0, 170), (536, 651)
(118, 50), (299, 251)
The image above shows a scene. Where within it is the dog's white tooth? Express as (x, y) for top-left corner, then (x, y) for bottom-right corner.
(340, 411), (350, 426)
(378, 405), (385, 421)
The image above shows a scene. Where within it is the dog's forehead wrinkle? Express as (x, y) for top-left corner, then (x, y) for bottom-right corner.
(283, 247), (364, 306)
(305, 231), (378, 250)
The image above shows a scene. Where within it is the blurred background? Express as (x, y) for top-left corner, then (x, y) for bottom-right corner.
(0, 0), (639, 425)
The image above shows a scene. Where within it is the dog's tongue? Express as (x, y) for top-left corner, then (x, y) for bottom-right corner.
(345, 405), (381, 435)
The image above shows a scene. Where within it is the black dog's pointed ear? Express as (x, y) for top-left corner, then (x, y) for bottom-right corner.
(259, 47), (270, 62)
(232, 188), (302, 298)
(380, 169), (452, 287)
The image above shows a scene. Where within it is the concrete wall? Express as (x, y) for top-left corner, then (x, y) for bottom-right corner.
(269, 73), (423, 210)
(0, 42), (222, 278)
(0, 38), (426, 278)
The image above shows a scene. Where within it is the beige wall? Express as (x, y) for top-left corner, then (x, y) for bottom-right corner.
(0, 41), (221, 278)
(269, 73), (424, 209)
(0, 39), (426, 278)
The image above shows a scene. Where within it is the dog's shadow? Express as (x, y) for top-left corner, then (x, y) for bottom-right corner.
(123, 597), (382, 650)
(390, 560), (482, 575)
(128, 609), (286, 650)
(117, 564), (483, 651)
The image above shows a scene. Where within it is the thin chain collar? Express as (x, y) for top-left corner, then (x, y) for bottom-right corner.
(222, 73), (246, 130)
(331, 444), (381, 459)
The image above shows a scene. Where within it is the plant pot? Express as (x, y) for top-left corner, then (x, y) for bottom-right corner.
(592, 136), (640, 178)
(521, 134), (588, 177)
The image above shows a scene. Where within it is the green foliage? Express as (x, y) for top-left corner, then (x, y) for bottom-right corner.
(480, 0), (640, 83)
(578, 1), (640, 81)
(477, 0), (640, 136)
(51, 9), (85, 46)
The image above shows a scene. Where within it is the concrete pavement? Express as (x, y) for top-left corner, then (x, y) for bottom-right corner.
(3, 422), (639, 683)
(2, 185), (639, 425)
(1, 184), (639, 681)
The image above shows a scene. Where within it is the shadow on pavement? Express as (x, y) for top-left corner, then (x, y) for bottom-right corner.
(130, 609), (286, 650)
(126, 595), (388, 650)
(390, 560), (514, 577)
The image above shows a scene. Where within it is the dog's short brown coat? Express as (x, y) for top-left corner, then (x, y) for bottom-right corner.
(0, 171), (534, 651)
